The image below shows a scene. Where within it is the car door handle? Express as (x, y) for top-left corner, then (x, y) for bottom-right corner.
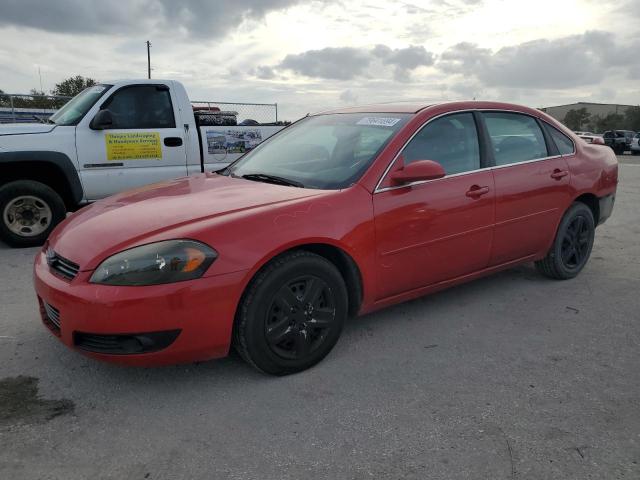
(164, 137), (183, 147)
(550, 169), (569, 180)
(465, 185), (490, 198)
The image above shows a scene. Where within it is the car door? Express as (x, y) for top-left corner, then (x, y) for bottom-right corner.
(481, 111), (573, 266)
(76, 83), (188, 200)
(373, 111), (495, 300)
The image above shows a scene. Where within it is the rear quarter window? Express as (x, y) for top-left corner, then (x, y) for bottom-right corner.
(545, 124), (575, 155)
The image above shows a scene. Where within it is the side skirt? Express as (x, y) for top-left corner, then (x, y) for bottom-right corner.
(362, 254), (538, 315)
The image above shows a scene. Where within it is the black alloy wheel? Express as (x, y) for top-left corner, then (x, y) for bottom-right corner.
(535, 202), (595, 280)
(560, 214), (591, 269)
(265, 275), (336, 360)
(234, 250), (348, 375)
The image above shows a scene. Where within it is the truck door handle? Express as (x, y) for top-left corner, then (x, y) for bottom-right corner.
(465, 185), (490, 198)
(550, 169), (568, 180)
(164, 137), (183, 147)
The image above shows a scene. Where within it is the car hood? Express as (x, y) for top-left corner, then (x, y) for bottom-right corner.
(0, 123), (56, 136)
(49, 173), (329, 269)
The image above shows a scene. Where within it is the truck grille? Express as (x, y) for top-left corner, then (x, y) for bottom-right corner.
(41, 301), (61, 334)
(46, 249), (80, 280)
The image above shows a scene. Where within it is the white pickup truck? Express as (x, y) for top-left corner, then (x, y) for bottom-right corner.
(0, 79), (284, 247)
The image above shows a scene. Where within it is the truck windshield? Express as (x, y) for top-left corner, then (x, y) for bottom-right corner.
(227, 113), (411, 189)
(49, 84), (112, 126)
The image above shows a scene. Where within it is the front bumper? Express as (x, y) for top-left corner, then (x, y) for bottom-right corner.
(33, 249), (248, 366)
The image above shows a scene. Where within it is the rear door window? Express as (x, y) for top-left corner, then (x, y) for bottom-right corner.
(482, 112), (548, 166)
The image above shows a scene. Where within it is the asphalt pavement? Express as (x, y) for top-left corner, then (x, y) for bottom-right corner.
(0, 156), (638, 479)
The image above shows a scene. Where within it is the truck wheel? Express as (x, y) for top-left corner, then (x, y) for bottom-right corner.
(0, 180), (66, 248)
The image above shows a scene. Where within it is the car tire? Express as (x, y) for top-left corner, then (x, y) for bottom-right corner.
(233, 250), (348, 375)
(535, 202), (595, 280)
(0, 180), (66, 248)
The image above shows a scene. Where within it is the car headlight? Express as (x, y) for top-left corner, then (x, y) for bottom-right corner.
(90, 240), (217, 286)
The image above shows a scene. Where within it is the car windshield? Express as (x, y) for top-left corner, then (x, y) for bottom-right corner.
(49, 84), (112, 126)
(226, 113), (411, 189)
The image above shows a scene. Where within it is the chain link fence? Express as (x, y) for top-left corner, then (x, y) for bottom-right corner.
(0, 93), (280, 125)
(190, 100), (279, 125)
(0, 93), (71, 123)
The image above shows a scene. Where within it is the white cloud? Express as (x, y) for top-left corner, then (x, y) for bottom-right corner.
(0, 0), (638, 120)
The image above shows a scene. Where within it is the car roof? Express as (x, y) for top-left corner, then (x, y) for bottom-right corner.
(316, 100), (546, 117)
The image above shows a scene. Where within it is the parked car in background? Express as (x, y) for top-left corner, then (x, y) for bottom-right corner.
(0, 79), (284, 247)
(34, 101), (618, 374)
(603, 130), (635, 154)
(631, 132), (640, 155)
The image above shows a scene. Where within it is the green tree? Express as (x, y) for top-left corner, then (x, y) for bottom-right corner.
(563, 107), (591, 131)
(592, 113), (625, 132)
(624, 106), (640, 132)
(51, 75), (97, 97)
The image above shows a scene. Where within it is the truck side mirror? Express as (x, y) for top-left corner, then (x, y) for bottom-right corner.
(90, 109), (114, 130)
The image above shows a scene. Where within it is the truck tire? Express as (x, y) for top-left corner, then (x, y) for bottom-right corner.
(0, 180), (66, 248)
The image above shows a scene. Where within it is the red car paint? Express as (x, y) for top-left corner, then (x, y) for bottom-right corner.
(33, 101), (618, 366)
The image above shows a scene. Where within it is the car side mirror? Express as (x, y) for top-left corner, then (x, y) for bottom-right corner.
(90, 109), (114, 130)
(390, 160), (446, 185)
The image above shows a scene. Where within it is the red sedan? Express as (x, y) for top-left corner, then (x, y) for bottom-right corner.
(34, 101), (618, 375)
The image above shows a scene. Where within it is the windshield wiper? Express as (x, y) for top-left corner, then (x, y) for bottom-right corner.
(241, 173), (305, 188)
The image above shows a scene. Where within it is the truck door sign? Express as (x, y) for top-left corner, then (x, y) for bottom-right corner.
(105, 132), (163, 161)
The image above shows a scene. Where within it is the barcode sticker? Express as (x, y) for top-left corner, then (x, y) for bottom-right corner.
(356, 117), (401, 127)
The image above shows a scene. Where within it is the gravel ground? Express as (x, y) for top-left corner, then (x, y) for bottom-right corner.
(0, 155), (638, 479)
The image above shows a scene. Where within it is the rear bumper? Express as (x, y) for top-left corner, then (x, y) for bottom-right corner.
(598, 193), (615, 225)
(33, 249), (248, 366)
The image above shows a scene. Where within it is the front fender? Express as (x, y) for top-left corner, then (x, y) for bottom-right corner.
(0, 150), (83, 204)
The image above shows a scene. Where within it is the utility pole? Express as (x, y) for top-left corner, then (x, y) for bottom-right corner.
(38, 66), (44, 93)
(146, 40), (152, 79)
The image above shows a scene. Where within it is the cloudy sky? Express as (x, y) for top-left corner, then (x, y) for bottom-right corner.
(0, 0), (638, 120)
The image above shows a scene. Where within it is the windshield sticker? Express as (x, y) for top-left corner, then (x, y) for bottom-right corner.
(105, 132), (162, 161)
(356, 117), (401, 127)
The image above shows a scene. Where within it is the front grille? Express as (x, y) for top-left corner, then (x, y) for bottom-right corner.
(41, 301), (61, 334)
(46, 250), (80, 280)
